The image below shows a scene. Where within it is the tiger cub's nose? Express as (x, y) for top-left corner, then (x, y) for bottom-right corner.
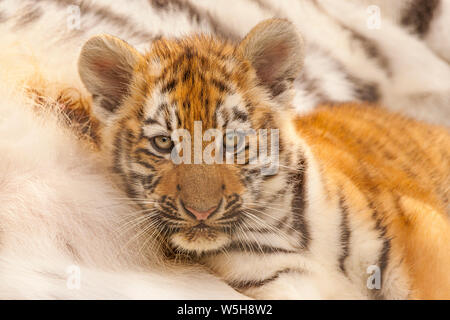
(185, 204), (219, 221)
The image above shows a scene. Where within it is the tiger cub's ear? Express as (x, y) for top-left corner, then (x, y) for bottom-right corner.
(238, 19), (304, 99)
(78, 35), (143, 121)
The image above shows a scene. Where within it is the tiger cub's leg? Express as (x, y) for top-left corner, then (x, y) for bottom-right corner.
(240, 270), (367, 300)
(202, 253), (367, 300)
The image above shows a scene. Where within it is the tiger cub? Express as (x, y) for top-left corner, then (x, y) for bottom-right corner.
(77, 19), (450, 299)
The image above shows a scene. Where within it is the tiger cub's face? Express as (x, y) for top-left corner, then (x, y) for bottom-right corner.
(78, 19), (304, 254)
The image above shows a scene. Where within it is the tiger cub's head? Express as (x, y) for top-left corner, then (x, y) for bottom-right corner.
(78, 19), (304, 254)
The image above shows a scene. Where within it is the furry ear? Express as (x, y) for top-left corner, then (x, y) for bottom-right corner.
(78, 35), (142, 121)
(238, 19), (304, 98)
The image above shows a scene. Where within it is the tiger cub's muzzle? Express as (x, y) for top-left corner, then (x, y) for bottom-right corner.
(156, 164), (245, 252)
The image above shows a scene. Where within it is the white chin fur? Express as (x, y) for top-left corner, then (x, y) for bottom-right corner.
(170, 232), (231, 253)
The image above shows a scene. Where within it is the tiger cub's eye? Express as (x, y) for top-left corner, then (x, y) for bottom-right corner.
(151, 135), (173, 153)
(224, 132), (245, 153)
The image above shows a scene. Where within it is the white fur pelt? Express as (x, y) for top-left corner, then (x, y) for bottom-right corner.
(1, 0), (449, 125)
(0, 86), (245, 299)
(346, 0), (450, 63)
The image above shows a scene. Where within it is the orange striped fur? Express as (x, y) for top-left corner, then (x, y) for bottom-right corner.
(294, 104), (450, 299)
(74, 19), (450, 299)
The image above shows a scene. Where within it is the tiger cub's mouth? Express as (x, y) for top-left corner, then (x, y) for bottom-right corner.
(169, 225), (232, 253)
(167, 223), (234, 254)
(156, 195), (243, 254)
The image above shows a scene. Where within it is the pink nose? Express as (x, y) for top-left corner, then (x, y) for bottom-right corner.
(185, 205), (218, 221)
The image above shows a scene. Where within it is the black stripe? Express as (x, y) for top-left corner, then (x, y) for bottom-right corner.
(158, 55), (185, 80)
(134, 160), (155, 170)
(161, 79), (177, 93)
(240, 227), (275, 233)
(142, 107), (167, 129)
(157, 209), (183, 221)
(112, 129), (124, 175)
(48, 0), (156, 41)
(162, 197), (178, 212)
(135, 103), (146, 122)
(367, 199), (391, 300)
(401, 0), (440, 37)
(312, 0), (392, 77)
(129, 172), (147, 184)
(64, 241), (81, 263)
(338, 194), (351, 275)
(378, 237), (391, 281)
(131, 172), (161, 193)
(217, 209), (241, 222)
(182, 69), (191, 83)
(224, 193), (240, 210)
(290, 157), (310, 249)
(232, 107), (248, 122)
(144, 118), (159, 125)
(229, 268), (304, 290)
(346, 30), (392, 77)
(336, 62), (381, 103)
(298, 71), (328, 103)
(124, 129), (136, 144)
(274, 215), (289, 230)
(371, 234), (390, 300)
(350, 78), (380, 103)
(125, 182), (140, 200)
(135, 148), (154, 157)
(218, 108), (230, 128)
(135, 148), (164, 159)
(211, 78), (230, 93)
(149, 0), (239, 42)
(258, 112), (275, 129)
(14, 4), (43, 29)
